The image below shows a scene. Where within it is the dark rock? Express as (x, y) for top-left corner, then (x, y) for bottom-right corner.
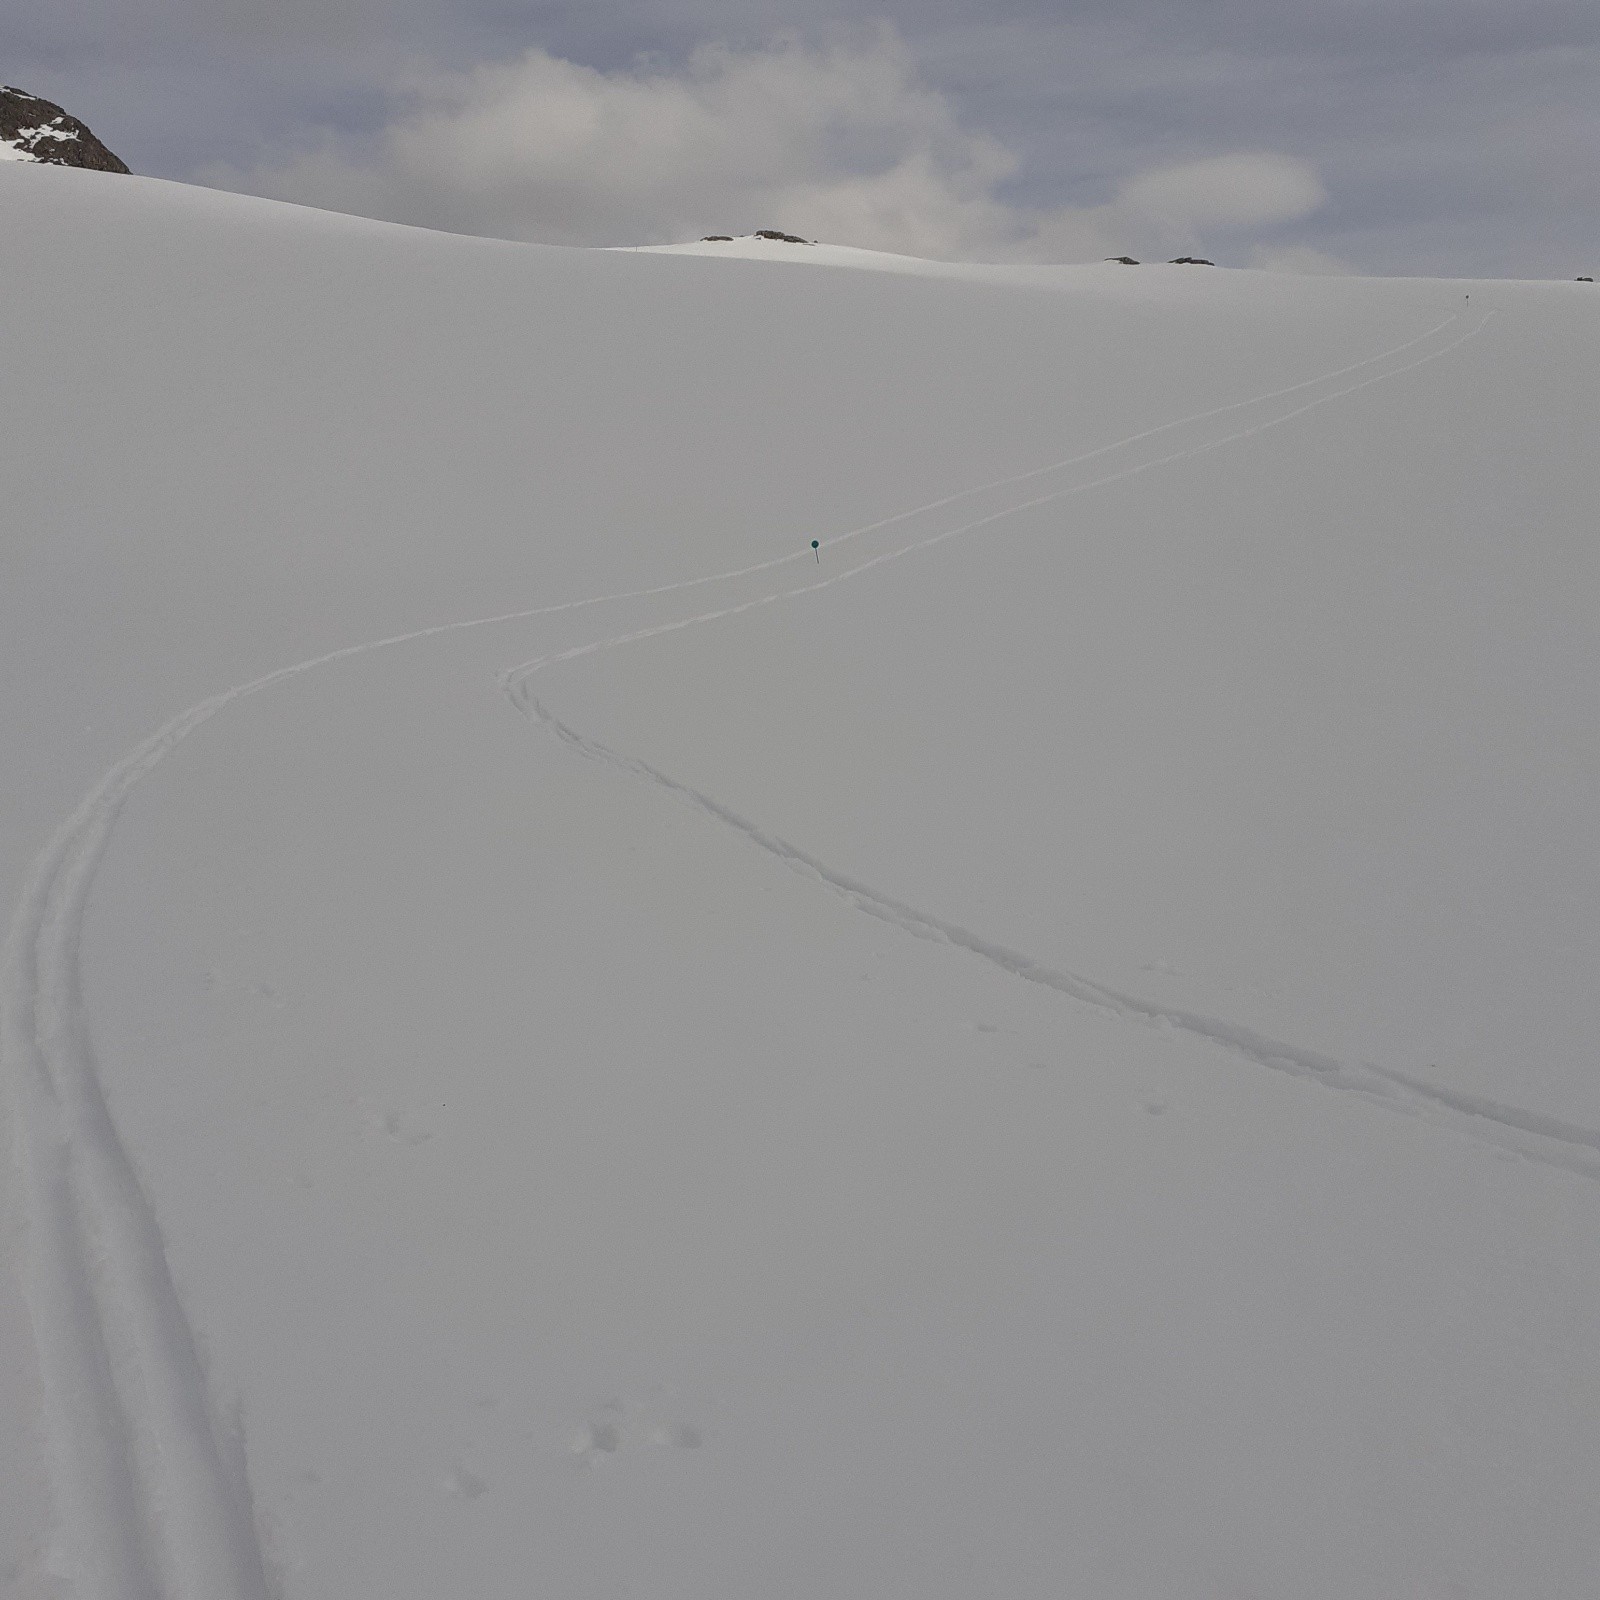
(1, 85), (129, 173)
(700, 235), (734, 242)
(1105, 256), (1140, 265)
(752, 230), (813, 245)
(1168, 256), (1215, 266)
(1579, 276), (1594, 282)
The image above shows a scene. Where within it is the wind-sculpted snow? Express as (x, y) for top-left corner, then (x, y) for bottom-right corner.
(4, 290), (1588, 1596)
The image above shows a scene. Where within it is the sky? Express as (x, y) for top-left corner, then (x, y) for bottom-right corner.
(5, 0), (1598, 276)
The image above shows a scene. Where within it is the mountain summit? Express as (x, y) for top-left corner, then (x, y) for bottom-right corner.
(0, 85), (129, 172)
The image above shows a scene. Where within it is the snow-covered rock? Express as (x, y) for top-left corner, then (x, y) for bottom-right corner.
(0, 86), (128, 172)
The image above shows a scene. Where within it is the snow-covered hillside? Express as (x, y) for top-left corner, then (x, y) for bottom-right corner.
(2, 162), (1596, 1600)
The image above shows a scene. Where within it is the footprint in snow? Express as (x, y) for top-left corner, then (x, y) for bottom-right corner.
(570, 1399), (706, 1463)
(574, 1420), (622, 1455)
(442, 1464), (489, 1499)
(358, 1101), (435, 1146)
(380, 1110), (433, 1146)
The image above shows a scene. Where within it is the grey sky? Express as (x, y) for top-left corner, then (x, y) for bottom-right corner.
(6, 0), (1597, 275)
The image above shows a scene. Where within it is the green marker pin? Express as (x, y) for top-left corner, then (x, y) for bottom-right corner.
(811, 539), (820, 563)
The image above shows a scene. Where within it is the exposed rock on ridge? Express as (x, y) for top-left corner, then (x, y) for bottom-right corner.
(699, 230), (814, 245)
(0, 86), (130, 173)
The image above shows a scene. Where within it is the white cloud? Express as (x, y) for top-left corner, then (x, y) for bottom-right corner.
(216, 30), (1331, 265)
(1249, 244), (1355, 275)
(1119, 152), (1327, 231)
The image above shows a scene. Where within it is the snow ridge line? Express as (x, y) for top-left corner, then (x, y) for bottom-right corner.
(499, 313), (1495, 687)
(509, 686), (1600, 1183)
(0, 303), (1504, 1593)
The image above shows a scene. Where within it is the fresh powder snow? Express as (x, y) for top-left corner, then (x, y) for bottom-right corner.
(1, 162), (1597, 1600)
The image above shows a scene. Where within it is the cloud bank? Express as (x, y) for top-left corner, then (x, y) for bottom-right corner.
(216, 30), (1335, 265)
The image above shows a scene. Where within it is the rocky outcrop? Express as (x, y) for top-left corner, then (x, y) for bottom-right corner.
(0, 86), (130, 173)
(696, 230), (814, 246)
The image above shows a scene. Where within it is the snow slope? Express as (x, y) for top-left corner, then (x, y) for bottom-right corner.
(1, 163), (1597, 1600)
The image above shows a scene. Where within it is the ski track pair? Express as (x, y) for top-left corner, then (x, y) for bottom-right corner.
(5, 303), (1589, 1600)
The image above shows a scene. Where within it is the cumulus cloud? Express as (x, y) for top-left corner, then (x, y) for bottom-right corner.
(214, 29), (1331, 264)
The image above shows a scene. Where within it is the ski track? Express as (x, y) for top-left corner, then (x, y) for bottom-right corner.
(498, 314), (1493, 684)
(2, 302), (1573, 1600)
(508, 687), (1600, 1184)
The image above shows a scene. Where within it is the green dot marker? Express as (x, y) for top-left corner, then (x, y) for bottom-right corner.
(811, 539), (820, 563)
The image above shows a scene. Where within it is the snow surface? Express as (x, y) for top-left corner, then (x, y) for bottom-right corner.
(1, 162), (1597, 1600)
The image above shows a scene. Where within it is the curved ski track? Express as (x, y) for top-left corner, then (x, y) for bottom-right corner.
(507, 687), (1600, 1184)
(5, 304), (1585, 1600)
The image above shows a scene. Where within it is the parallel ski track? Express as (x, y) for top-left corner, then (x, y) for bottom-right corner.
(5, 303), (1576, 1600)
(500, 313), (1493, 682)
